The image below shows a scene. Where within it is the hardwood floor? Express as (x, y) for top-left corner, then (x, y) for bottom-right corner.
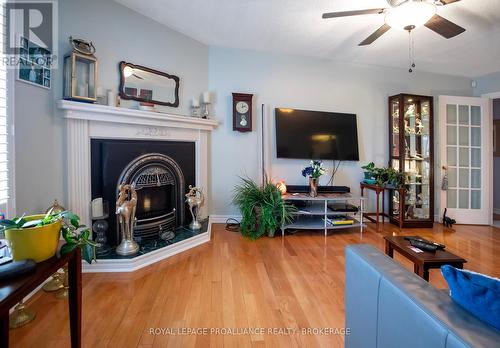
(9, 222), (500, 348)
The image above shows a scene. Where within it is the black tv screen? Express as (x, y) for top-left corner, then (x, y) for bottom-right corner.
(275, 108), (359, 160)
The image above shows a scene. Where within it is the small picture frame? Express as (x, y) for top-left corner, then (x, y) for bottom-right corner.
(17, 36), (51, 89)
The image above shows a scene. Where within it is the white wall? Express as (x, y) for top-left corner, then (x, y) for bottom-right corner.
(14, 0), (208, 214)
(208, 47), (473, 215)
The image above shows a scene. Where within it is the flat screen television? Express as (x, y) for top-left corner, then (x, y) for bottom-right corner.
(275, 108), (359, 160)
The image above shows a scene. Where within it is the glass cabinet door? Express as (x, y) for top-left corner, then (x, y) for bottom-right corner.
(403, 96), (431, 221)
(390, 98), (400, 218)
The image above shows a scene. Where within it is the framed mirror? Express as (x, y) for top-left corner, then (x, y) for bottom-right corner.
(119, 61), (180, 107)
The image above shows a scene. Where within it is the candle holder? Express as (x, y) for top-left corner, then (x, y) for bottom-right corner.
(91, 200), (110, 256)
(191, 105), (200, 118)
(55, 265), (69, 299)
(9, 301), (36, 328)
(202, 102), (211, 119)
(42, 271), (64, 292)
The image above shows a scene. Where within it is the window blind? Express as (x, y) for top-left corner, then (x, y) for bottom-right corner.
(0, 0), (9, 205)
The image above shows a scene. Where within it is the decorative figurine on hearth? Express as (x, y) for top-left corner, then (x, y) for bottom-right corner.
(185, 185), (204, 230)
(115, 184), (140, 255)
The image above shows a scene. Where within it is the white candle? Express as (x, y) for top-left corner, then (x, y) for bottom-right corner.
(203, 91), (210, 103)
(192, 98), (200, 108)
(107, 90), (114, 106)
(91, 198), (104, 218)
(78, 84), (87, 97)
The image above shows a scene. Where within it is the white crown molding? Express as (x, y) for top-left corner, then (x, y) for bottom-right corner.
(57, 100), (218, 131)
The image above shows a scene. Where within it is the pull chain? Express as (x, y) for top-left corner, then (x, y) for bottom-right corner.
(408, 29), (416, 73)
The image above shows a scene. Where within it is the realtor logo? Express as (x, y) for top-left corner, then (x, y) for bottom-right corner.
(3, 0), (58, 68)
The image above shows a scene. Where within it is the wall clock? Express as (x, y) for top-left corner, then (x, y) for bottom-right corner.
(232, 93), (253, 132)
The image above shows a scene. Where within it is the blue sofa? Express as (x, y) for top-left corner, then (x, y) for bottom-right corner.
(345, 244), (500, 348)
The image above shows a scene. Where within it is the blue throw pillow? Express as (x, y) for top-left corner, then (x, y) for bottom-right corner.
(441, 265), (500, 331)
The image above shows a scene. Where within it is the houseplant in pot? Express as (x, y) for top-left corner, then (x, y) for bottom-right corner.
(0, 211), (97, 264)
(361, 162), (376, 181)
(233, 176), (296, 239)
(360, 162), (406, 188)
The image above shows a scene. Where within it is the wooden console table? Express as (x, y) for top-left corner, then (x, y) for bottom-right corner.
(0, 246), (82, 348)
(360, 182), (391, 228)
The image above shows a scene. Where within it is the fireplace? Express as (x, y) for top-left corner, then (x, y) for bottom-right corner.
(91, 139), (195, 246)
(59, 100), (216, 271)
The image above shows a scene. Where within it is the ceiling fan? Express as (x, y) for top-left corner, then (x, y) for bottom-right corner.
(322, 0), (466, 46)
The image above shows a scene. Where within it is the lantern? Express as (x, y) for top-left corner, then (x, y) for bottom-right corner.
(63, 37), (97, 103)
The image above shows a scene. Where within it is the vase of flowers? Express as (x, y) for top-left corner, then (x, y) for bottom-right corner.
(302, 160), (325, 197)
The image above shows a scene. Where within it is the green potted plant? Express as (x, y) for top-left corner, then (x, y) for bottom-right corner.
(0, 211), (97, 264)
(232, 176), (296, 239)
(361, 162), (406, 188)
(361, 162), (376, 180)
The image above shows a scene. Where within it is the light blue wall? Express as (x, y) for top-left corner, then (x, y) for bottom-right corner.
(208, 47), (473, 215)
(14, 0), (208, 214)
(474, 71), (500, 96)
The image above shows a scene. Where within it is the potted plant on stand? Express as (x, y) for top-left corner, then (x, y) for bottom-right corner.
(302, 160), (326, 197)
(233, 176), (296, 239)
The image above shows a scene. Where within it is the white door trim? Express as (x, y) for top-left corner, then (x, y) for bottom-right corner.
(482, 91), (500, 226)
(438, 95), (492, 225)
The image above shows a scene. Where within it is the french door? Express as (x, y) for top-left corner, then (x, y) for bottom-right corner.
(439, 96), (492, 225)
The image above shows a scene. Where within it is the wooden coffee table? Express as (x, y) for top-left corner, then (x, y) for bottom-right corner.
(384, 235), (467, 281)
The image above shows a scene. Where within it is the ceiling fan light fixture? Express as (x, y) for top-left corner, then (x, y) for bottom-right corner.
(384, 1), (436, 30)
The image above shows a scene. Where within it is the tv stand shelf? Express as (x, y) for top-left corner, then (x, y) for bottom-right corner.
(281, 193), (366, 236)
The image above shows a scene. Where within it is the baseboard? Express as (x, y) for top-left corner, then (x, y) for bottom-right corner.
(82, 232), (210, 273)
(9, 278), (52, 314)
(209, 214), (242, 224)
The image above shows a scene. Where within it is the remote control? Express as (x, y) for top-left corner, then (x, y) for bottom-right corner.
(404, 236), (445, 250)
(409, 239), (438, 252)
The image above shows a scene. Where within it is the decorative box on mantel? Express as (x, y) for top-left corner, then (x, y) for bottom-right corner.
(57, 100), (218, 272)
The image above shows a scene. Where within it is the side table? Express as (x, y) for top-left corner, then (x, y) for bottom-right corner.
(0, 245), (82, 348)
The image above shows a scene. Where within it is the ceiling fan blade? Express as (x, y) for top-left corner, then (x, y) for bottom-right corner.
(424, 14), (465, 39)
(359, 24), (391, 46)
(322, 8), (385, 19)
(439, 0), (461, 5)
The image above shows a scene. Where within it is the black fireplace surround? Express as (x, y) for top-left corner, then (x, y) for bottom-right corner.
(91, 139), (195, 247)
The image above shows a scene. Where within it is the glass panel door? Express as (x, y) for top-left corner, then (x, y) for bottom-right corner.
(440, 96), (491, 225)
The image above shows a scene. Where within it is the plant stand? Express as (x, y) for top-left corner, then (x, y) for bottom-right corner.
(360, 182), (391, 229)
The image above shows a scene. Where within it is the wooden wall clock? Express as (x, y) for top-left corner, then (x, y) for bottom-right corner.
(232, 93), (253, 132)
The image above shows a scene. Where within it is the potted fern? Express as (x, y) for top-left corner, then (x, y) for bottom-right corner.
(232, 176), (296, 239)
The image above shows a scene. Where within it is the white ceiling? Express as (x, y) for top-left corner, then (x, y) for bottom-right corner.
(115, 0), (500, 78)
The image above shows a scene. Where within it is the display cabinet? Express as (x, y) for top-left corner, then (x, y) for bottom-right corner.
(389, 94), (434, 228)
